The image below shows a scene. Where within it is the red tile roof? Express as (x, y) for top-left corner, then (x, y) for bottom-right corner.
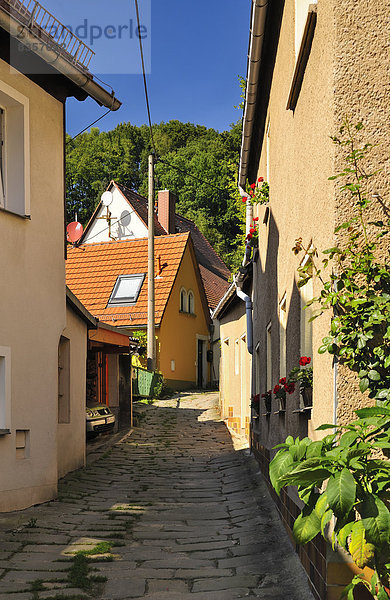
(66, 234), (189, 327)
(199, 265), (231, 310)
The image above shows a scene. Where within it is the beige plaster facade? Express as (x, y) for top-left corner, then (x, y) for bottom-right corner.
(58, 306), (88, 480)
(237, 0), (389, 597)
(218, 295), (252, 437)
(0, 59), (66, 512)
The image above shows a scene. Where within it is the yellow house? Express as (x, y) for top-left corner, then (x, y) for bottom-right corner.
(0, 0), (120, 511)
(66, 233), (212, 389)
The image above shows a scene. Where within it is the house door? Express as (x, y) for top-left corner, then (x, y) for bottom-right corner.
(197, 340), (204, 388)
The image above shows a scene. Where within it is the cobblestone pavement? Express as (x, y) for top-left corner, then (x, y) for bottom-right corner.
(0, 391), (314, 600)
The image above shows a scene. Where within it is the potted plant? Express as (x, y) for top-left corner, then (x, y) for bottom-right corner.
(251, 393), (260, 417)
(289, 356), (313, 408)
(261, 390), (272, 413)
(273, 378), (296, 411)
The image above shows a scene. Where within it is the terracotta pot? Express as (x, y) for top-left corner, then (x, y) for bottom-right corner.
(301, 387), (313, 408)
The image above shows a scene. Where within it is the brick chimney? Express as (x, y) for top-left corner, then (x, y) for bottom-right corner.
(157, 190), (176, 234)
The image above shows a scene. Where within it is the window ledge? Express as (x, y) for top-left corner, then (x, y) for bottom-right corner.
(179, 310), (196, 317)
(286, 4), (317, 111)
(0, 429), (11, 436)
(292, 407), (312, 415)
(0, 206), (31, 220)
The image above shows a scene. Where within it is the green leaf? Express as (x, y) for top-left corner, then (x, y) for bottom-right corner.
(326, 469), (356, 518)
(355, 406), (390, 418)
(349, 520), (375, 568)
(316, 423), (336, 431)
(293, 510), (321, 544)
(359, 378), (370, 393)
(337, 521), (354, 551)
(359, 494), (390, 547)
(368, 369), (381, 381)
(321, 509), (333, 536)
(269, 451), (294, 495)
(314, 493), (328, 519)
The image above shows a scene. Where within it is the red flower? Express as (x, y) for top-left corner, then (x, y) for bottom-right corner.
(249, 190), (254, 196)
(279, 377), (286, 385)
(250, 228), (256, 234)
(284, 383), (295, 394)
(250, 183), (256, 189)
(273, 384), (281, 393)
(258, 177), (264, 182)
(253, 217), (259, 221)
(242, 197), (247, 203)
(246, 233), (253, 240)
(299, 356), (311, 366)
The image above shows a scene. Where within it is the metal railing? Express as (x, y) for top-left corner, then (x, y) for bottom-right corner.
(5, 0), (94, 70)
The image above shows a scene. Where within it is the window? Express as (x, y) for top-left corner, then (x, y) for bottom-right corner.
(255, 342), (261, 393)
(0, 346), (11, 433)
(234, 339), (239, 375)
(180, 288), (187, 312)
(279, 294), (287, 378)
(58, 336), (70, 424)
(108, 274), (145, 306)
(266, 322), (272, 390)
(0, 81), (30, 216)
(188, 290), (195, 314)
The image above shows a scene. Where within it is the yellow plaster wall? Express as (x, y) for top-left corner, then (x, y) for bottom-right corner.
(158, 244), (210, 388)
(0, 60), (65, 511)
(57, 307), (87, 479)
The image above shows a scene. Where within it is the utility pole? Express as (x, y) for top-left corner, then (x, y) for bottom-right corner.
(147, 153), (155, 371)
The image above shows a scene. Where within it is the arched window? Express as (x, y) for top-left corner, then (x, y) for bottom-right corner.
(180, 288), (187, 312)
(188, 290), (195, 314)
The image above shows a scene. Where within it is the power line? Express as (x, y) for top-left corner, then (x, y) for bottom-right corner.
(134, 0), (156, 155)
(66, 108), (112, 144)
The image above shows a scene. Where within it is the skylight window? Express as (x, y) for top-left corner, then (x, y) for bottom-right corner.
(108, 274), (145, 306)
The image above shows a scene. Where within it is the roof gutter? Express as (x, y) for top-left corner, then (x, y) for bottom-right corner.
(0, 9), (121, 111)
(239, 0), (268, 187)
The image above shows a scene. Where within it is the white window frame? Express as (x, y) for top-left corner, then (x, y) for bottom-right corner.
(279, 294), (287, 378)
(188, 290), (195, 314)
(0, 81), (30, 217)
(108, 273), (145, 306)
(0, 346), (11, 433)
(295, 0), (318, 58)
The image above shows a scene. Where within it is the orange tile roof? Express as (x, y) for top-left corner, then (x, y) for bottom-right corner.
(66, 233), (189, 327)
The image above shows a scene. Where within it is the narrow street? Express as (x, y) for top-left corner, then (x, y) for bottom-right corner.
(0, 392), (313, 600)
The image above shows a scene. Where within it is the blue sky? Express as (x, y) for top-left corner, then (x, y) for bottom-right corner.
(64, 0), (250, 137)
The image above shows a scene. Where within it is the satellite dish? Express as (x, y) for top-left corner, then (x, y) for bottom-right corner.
(120, 210), (131, 227)
(67, 221), (83, 243)
(101, 191), (113, 207)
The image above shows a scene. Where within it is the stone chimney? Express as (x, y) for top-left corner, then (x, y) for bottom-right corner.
(157, 190), (176, 234)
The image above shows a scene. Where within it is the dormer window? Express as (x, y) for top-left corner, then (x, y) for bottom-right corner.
(108, 274), (145, 306)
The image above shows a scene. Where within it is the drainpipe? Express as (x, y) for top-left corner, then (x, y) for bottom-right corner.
(234, 189), (254, 355)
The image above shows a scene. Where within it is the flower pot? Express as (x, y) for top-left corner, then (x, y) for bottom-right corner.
(264, 397), (272, 413)
(301, 387), (313, 408)
(279, 397), (286, 411)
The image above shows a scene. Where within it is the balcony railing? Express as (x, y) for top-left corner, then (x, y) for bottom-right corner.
(4, 0), (94, 70)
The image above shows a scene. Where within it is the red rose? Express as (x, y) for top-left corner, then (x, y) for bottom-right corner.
(299, 356), (311, 366)
(242, 197), (247, 203)
(285, 383), (295, 394)
(246, 233), (253, 240)
(258, 177), (264, 182)
(273, 384), (280, 393)
(250, 228), (255, 234)
(250, 183), (256, 189)
(279, 377), (286, 385)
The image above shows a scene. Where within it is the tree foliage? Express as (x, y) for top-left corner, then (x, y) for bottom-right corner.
(66, 119), (243, 269)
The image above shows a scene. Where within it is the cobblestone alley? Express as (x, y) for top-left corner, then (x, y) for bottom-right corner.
(0, 392), (314, 600)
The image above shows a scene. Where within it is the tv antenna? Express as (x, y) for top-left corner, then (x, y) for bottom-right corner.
(97, 191), (116, 240)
